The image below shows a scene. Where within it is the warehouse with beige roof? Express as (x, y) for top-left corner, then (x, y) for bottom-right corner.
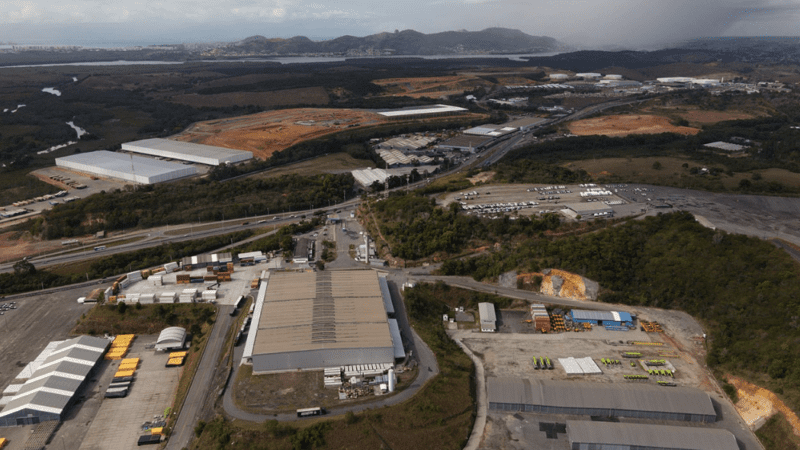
(242, 270), (401, 374)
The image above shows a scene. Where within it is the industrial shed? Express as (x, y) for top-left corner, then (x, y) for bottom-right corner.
(155, 327), (187, 351)
(487, 378), (717, 423)
(436, 135), (493, 153)
(562, 203), (614, 219)
(570, 309), (633, 327)
(121, 138), (253, 166)
(479, 303), (497, 333)
(376, 104), (467, 119)
(55, 150), (196, 185)
(244, 270), (396, 373)
(566, 420), (738, 450)
(0, 336), (109, 426)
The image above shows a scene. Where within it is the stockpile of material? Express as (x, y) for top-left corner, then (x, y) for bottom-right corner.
(107, 357), (139, 398)
(165, 351), (187, 367)
(105, 334), (135, 360)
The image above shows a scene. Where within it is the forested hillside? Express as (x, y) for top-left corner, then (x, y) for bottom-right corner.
(440, 211), (800, 411)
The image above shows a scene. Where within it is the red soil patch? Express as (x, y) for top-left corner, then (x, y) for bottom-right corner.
(568, 114), (699, 137)
(172, 108), (386, 160)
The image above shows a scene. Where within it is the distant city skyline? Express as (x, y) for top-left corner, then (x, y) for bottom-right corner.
(1, 0), (799, 49)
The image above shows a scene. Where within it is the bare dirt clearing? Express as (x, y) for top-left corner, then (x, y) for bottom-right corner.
(373, 75), (486, 98)
(172, 108), (386, 159)
(729, 376), (800, 435)
(568, 114), (699, 137)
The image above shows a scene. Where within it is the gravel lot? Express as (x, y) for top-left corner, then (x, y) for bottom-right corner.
(451, 305), (762, 450)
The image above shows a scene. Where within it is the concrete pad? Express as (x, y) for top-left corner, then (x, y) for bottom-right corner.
(79, 337), (180, 450)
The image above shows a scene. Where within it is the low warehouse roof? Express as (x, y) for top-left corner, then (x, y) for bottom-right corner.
(567, 420), (738, 450)
(488, 377), (716, 419)
(156, 327), (187, 350)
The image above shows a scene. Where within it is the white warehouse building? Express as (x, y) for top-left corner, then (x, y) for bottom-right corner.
(55, 150), (196, 185)
(121, 138), (253, 166)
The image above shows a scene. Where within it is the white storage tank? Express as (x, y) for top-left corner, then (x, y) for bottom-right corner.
(388, 368), (396, 392)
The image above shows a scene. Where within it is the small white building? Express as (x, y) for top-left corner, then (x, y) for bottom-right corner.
(155, 327), (187, 351)
(478, 302), (497, 333)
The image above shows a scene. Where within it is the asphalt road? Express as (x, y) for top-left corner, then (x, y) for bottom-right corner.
(166, 305), (234, 450)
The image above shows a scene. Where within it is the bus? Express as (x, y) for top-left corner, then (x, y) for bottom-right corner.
(93, 245), (106, 251)
(296, 407), (325, 418)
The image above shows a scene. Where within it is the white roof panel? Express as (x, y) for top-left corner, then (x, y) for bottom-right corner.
(122, 138), (252, 165)
(56, 151), (196, 185)
(377, 104), (467, 117)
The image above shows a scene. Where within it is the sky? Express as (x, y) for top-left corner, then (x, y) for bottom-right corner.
(1, 0), (799, 49)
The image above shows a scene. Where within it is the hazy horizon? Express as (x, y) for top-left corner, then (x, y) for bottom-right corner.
(2, 0), (800, 50)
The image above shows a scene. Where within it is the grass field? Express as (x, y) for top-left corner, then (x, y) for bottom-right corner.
(251, 153), (375, 179)
(563, 156), (800, 191)
(72, 302), (216, 336)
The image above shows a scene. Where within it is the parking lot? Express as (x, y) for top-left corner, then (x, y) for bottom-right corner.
(77, 336), (180, 450)
(439, 183), (636, 219)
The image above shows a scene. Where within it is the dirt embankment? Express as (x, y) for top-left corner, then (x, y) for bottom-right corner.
(172, 108), (386, 160)
(568, 114), (699, 137)
(728, 376), (800, 435)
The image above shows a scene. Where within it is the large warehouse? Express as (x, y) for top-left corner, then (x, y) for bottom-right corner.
(376, 104), (467, 120)
(56, 150), (196, 185)
(487, 377), (717, 423)
(121, 138), (253, 166)
(243, 270), (400, 374)
(566, 420), (738, 450)
(0, 336), (109, 426)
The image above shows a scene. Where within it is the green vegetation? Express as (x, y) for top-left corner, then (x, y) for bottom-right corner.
(0, 230), (252, 295)
(498, 114), (800, 195)
(31, 173), (352, 239)
(756, 413), (800, 450)
(0, 169), (59, 205)
(193, 282), (476, 450)
(440, 211), (800, 412)
(72, 302), (215, 336)
(367, 192), (561, 260)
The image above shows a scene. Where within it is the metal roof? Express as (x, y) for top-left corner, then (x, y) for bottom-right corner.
(157, 327), (187, 345)
(704, 141), (747, 152)
(567, 420), (738, 450)
(387, 319), (406, 359)
(478, 303), (497, 323)
(122, 138), (253, 165)
(56, 150), (196, 184)
(487, 378), (716, 418)
(377, 104), (467, 117)
(0, 336), (108, 420)
(252, 270), (393, 357)
(571, 309), (632, 323)
(378, 275), (394, 315)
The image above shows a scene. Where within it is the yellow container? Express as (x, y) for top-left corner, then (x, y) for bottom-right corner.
(169, 352), (187, 358)
(166, 357), (185, 366)
(150, 427), (163, 435)
(114, 369), (135, 378)
(121, 358), (140, 365)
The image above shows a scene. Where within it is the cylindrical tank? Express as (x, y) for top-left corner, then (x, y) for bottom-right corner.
(388, 368), (396, 392)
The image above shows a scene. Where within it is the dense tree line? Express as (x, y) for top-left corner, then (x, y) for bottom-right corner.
(440, 211), (800, 411)
(371, 193), (561, 260)
(32, 172), (353, 239)
(0, 230), (253, 295)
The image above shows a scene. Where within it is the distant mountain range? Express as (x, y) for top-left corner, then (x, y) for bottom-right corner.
(227, 28), (566, 56)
